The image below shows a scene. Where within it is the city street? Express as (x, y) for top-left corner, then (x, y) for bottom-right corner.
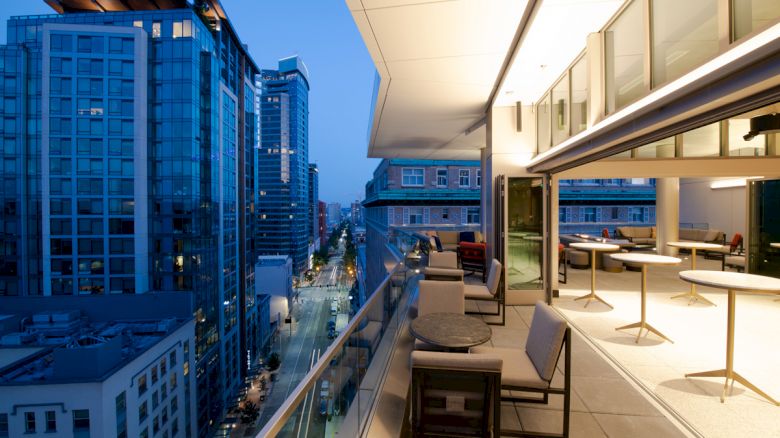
(251, 240), (353, 437)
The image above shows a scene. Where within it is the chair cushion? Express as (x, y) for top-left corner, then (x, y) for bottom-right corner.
(459, 231), (476, 243)
(464, 284), (492, 299)
(525, 302), (567, 382)
(429, 251), (458, 269)
(469, 346), (547, 389)
(419, 280), (464, 316)
(485, 259), (502, 296)
(703, 230), (721, 242)
(725, 255), (745, 267)
(424, 267), (464, 281)
(412, 350), (502, 372)
(616, 227), (634, 238)
(437, 231), (460, 245)
(474, 231), (484, 243)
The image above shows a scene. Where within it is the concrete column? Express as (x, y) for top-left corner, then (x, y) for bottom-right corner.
(656, 178), (680, 256)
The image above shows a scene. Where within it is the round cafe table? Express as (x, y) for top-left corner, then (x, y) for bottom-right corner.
(570, 242), (620, 308)
(666, 241), (723, 306)
(680, 270), (780, 405)
(771, 243), (780, 248)
(410, 313), (491, 350)
(610, 253), (681, 343)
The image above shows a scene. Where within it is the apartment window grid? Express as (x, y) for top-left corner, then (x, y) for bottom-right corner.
(458, 169), (470, 187)
(401, 168), (424, 187)
(582, 207), (597, 222)
(436, 168), (447, 187)
(629, 206), (646, 222)
(476, 169), (481, 187)
(45, 410), (57, 432)
(463, 207), (480, 224)
(24, 412), (35, 433)
(0, 413), (7, 437)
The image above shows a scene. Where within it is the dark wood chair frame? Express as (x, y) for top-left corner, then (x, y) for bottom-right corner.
(464, 264), (506, 326)
(501, 327), (572, 438)
(458, 243), (487, 282)
(411, 365), (502, 438)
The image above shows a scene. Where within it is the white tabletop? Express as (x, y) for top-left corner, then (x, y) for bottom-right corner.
(610, 253), (681, 265)
(771, 243), (780, 249)
(679, 270), (780, 292)
(571, 242), (620, 251)
(667, 241), (724, 250)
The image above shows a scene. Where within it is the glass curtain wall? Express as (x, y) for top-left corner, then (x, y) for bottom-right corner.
(506, 178), (543, 291)
(570, 56), (588, 136)
(748, 179), (780, 277)
(733, 0), (780, 41)
(536, 94), (551, 153)
(605, 0), (645, 114)
(551, 72), (569, 146)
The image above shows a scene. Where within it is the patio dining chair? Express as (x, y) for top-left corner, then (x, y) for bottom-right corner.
(470, 301), (571, 438)
(458, 241), (487, 282)
(410, 350), (502, 437)
(424, 251), (464, 281)
(464, 259), (505, 326)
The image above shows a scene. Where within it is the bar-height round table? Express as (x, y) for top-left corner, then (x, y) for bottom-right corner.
(570, 242), (620, 308)
(610, 253), (682, 343)
(667, 241), (724, 306)
(680, 270), (780, 405)
(771, 243), (780, 248)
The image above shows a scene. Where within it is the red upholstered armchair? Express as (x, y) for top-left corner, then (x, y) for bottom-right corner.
(601, 228), (610, 239)
(458, 241), (487, 282)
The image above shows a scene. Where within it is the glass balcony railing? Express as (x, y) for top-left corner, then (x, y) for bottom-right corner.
(256, 227), (428, 437)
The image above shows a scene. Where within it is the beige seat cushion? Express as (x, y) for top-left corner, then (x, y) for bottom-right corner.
(424, 267), (464, 281)
(419, 280), (464, 316)
(525, 301), (566, 382)
(412, 350), (502, 372)
(437, 231), (460, 245)
(464, 284), (492, 299)
(725, 255), (745, 267)
(469, 346), (547, 389)
(429, 251), (458, 269)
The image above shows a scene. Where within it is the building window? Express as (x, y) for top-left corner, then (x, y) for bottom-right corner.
(441, 208), (449, 220)
(152, 22), (161, 38)
(138, 374), (147, 396)
(45, 411), (57, 432)
(605, 0), (645, 114)
(139, 401), (148, 422)
(0, 413), (7, 437)
(583, 207), (597, 222)
(608, 207), (619, 220)
(559, 207), (567, 223)
(629, 207), (645, 222)
(25, 412), (35, 433)
(169, 351), (177, 366)
(116, 392), (127, 438)
(466, 207), (480, 224)
(151, 365), (158, 384)
(401, 168), (424, 187)
(476, 169), (481, 187)
(436, 168), (447, 187)
(406, 207), (423, 225)
(73, 410), (90, 435)
(458, 169), (470, 187)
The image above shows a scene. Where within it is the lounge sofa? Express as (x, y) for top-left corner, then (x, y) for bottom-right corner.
(616, 226), (656, 245)
(678, 228), (725, 244)
(428, 230), (484, 252)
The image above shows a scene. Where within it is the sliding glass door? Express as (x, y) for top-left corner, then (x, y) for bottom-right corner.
(506, 177), (544, 290)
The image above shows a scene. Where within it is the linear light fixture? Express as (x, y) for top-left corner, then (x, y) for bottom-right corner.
(710, 177), (763, 189)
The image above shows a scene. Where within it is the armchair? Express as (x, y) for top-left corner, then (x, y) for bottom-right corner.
(458, 241), (487, 282)
(415, 280), (465, 351)
(470, 301), (571, 438)
(464, 259), (504, 326)
(410, 350), (502, 437)
(424, 251), (464, 281)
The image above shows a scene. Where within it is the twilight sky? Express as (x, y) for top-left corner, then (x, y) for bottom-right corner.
(0, 1), (379, 206)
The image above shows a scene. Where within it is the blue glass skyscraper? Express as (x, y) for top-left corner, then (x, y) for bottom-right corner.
(0, 1), (263, 435)
(257, 56), (311, 275)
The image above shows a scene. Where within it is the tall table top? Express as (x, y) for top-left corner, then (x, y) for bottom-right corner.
(410, 313), (491, 349)
(679, 270), (780, 293)
(571, 242), (620, 252)
(667, 241), (724, 250)
(610, 253), (681, 265)
(771, 243), (780, 249)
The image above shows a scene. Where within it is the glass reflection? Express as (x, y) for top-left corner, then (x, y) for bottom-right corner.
(506, 178), (543, 290)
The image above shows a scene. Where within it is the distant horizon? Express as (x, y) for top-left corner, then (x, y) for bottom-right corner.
(0, 0), (380, 205)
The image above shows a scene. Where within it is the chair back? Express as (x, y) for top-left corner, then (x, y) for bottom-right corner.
(525, 301), (567, 382)
(429, 251), (458, 269)
(418, 280), (464, 316)
(601, 228), (610, 238)
(411, 351), (502, 437)
(729, 233), (743, 252)
(485, 259), (502, 297)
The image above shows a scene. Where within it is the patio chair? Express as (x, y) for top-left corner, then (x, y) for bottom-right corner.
(415, 280), (465, 351)
(410, 350), (502, 438)
(464, 259), (505, 326)
(601, 228), (610, 239)
(424, 251), (464, 281)
(470, 301), (571, 438)
(558, 243), (567, 284)
(714, 233), (744, 271)
(458, 241), (487, 282)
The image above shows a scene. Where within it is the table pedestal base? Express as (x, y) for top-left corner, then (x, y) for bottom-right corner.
(574, 292), (613, 309)
(616, 320), (673, 344)
(670, 288), (715, 306)
(686, 369), (780, 405)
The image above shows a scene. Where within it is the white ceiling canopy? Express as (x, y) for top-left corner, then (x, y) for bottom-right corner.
(495, 0), (625, 107)
(347, 0), (529, 159)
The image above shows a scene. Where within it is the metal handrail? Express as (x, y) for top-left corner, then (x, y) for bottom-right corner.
(256, 250), (403, 437)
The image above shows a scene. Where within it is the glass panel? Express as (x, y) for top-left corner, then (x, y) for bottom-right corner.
(536, 93), (551, 153)
(551, 72), (569, 146)
(635, 136), (675, 158)
(748, 179), (780, 277)
(605, 0), (645, 113)
(682, 123), (720, 157)
(506, 178), (543, 290)
(570, 55), (588, 135)
(733, 0), (780, 41)
(652, 0), (719, 87)
(728, 118), (765, 156)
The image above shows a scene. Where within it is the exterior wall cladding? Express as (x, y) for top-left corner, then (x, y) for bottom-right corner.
(256, 57), (310, 275)
(0, 8), (264, 437)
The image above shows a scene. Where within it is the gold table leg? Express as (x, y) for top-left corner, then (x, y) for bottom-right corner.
(670, 248), (715, 306)
(616, 264), (673, 343)
(686, 290), (780, 405)
(575, 249), (613, 309)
